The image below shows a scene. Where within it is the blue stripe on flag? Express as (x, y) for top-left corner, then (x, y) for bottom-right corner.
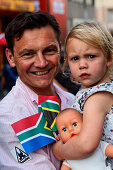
(22, 135), (56, 154)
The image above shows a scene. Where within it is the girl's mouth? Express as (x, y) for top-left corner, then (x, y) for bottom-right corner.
(80, 73), (89, 79)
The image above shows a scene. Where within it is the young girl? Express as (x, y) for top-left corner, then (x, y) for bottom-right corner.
(52, 21), (113, 168)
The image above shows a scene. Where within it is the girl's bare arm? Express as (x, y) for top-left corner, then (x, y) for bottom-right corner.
(52, 92), (113, 160)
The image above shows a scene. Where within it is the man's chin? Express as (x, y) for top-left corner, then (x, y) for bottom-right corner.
(31, 83), (53, 94)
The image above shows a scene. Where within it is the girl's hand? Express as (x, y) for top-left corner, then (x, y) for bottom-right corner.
(52, 139), (64, 160)
(55, 134), (60, 141)
(53, 132), (60, 141)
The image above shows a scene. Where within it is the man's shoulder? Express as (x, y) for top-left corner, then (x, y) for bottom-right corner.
(54, 82), (75, 98)
(57, 85), (75, 100)
(0, 89), (29, 114)
(54, 82), (75, 108)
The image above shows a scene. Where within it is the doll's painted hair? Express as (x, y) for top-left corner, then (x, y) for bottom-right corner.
(63, 21), (113, 79)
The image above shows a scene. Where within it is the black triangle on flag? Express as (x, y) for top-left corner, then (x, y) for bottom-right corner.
(43, 110), (58, 128)
(15, 146), (30, 163)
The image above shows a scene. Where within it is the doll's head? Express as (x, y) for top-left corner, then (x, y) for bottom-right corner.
(56, 108), (83, 143)
(63, 21), (113, 80)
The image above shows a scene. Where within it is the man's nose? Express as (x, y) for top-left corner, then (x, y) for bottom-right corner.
(34, 52), (48, 67)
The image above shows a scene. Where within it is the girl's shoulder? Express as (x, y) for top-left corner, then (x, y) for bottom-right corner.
(73, 81), (113, 112)
(77, 81), (113, 96)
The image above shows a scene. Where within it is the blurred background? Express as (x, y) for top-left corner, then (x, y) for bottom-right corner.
(0, 0), (113, 99)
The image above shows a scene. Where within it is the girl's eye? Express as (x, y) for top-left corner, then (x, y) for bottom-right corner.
(88, 55), (96, 59)
(62, 128), (67, 132)
(71, 57), (78, 61)
(73, 122), (77, 127)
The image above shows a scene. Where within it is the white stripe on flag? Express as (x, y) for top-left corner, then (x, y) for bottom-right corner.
(45, 100), (59, 105)
(16, 113), (43, 136)
(21, 133), (55, 144)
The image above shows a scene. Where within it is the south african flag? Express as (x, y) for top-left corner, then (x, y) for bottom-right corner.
(11, 95), (60, 154)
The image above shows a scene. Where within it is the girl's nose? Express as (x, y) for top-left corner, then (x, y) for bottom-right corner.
(79, 59), (88, 69)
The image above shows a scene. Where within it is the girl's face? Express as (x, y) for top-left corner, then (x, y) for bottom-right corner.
(66, 38), (112, 88)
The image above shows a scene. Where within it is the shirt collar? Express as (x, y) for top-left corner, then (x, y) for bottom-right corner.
(16, 77), (38, 103)
(53, 82), (74, 102)
(16, 77), (74, 105)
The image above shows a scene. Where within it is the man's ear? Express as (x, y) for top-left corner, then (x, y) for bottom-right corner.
(5, 48), (16, 67)
(59, 42), (62, 53)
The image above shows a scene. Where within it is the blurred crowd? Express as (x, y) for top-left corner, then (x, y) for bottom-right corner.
(0, 64), (18, 100)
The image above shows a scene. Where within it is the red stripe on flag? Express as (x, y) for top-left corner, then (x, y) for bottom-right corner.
(38, 95), (58, 105)
(11, 112), (41, 134)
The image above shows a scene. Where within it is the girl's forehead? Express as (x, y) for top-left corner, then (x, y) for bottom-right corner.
(66, 38), (96, 51)
(66, 38), (103, 52)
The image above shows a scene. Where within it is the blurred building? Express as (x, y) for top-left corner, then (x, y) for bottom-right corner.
(67, 0), (95, 32)
(95, 0), (113, 35)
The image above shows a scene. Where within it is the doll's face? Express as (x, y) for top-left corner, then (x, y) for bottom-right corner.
(56, 109), (83, 143)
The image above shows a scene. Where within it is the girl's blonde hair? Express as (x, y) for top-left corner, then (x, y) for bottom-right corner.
(63, 21), (113, 79)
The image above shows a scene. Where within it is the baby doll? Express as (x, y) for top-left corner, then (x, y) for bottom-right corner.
(56, 108), (112, 170)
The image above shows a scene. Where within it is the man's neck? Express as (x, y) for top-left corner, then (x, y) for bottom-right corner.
(32, 84), (61, 108)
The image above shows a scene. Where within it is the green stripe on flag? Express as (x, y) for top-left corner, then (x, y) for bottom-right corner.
(38, 106), (42, 113)
(41, 102), (60, 112)
(17, 114), (53, 142)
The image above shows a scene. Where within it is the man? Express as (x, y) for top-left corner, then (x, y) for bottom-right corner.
(0, 11), (75, 169)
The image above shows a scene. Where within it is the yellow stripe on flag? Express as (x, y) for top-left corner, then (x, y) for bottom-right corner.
(50, 118), (56, 130)
(42, 107), (60, 113)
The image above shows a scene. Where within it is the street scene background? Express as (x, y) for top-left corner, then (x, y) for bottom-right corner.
(0, 0), (113, 99)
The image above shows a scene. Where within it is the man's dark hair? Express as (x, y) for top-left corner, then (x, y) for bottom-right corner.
(5, 11), (61, 54)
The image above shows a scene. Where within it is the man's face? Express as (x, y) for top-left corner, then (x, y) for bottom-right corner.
(6, 26), (60, 94)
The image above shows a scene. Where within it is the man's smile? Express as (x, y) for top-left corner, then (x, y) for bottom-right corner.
(32, 70), (49, 76)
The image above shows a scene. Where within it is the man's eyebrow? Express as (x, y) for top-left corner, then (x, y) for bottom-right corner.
(17, 43), (60, 55)
(45, 44), (59, 48)
(18, 49), (34, 56)
(43, 44), (60, 51)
